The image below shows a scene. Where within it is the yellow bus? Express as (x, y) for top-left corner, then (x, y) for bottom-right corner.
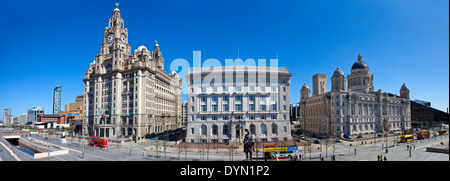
(438, 130), (447, 135)
(399, 135), (414, 143)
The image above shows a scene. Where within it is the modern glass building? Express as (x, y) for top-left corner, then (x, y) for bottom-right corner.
(53, 85), (62, 114)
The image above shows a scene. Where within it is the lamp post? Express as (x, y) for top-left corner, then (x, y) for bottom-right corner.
(383, 118), (389, 153)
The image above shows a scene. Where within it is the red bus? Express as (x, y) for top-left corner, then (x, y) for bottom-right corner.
(417, 130), (430, 140)
(89, 136), (108, 148)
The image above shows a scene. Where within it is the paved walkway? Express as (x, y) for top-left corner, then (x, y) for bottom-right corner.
(1, 133), (448, 161)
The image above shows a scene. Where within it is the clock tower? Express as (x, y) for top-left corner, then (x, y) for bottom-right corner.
(97, 5), (131, 73)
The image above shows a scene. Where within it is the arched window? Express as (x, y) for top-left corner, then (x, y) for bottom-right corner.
(261, 124), (267, 135)
(272, 123), (278, 134)
(223, 125), (229, 135)
(212, 124), (218, 135)
(201, 125), (207, 136)
(250, 124), (256, 135)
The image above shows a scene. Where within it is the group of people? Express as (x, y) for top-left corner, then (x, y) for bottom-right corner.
(377, 154), (387, 161)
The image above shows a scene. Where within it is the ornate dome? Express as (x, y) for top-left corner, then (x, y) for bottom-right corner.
(351, 53), (369, 70)
(332, 67), (345, 77)
(137, 45), (147, 52)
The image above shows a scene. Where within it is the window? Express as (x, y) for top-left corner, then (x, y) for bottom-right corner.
(271, 96), (277, 101)
(271, 87), (276, 92)
(249, 104), (255, 111)
(223, 125), (229, 135)
(235, 104), (242, 111)
(272, 124), (278, 134)
(261, 124), (267, 135)
(223, 96), (229, 102)
(260, 105), (267, 111)
(201, 125), (207, 136)
(201, 105), (207, 112)
(271, 104), (277, 111)
(249, 95), (255, 101)
(223, 105), (229, 111)
(212, 125), (218, 135)
(250, 124), (256, 134)
(235, 96), (242, 102)
(212, 105), (218, 112)
(201, 96), (207, 102)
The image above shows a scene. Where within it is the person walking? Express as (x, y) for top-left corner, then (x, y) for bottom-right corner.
(377, 155), (380, 161)
(384, 155), (387, 161)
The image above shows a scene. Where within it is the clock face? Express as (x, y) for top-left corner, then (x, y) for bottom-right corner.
(121, 33), (126, 44)
(106, 33), (114, 44)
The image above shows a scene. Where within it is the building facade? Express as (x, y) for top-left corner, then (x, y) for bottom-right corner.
(53, 85), (62, 114)
(181, 101), (188, 127)
(59, 95), (84, 125)
(185, 66), (293, 143)
(300, 53), (412, 137)
(411, 100), (449, 128)
(82, 6), (182, 141)
(3, 108), (12, 124)
(28, 107), (44, 125)
(18, 113), (27, 125)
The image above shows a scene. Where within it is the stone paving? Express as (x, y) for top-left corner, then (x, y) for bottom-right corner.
(1, 133), (448, 161)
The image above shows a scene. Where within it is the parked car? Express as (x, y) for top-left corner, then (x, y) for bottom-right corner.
(344, 135), (352, 139)
(313, 140), (320, 144)
(335, 138), (342, 142)
(357, 134), (364, 139)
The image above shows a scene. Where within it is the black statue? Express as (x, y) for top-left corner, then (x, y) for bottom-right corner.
(243, 129), (255, 161)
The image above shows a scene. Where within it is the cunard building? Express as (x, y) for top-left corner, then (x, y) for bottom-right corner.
(300, 53), (412, 137)
(82, 5), (182, 141)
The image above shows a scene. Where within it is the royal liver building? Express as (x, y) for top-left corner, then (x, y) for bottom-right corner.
(300, 53), (411, 137)
(82, 6), (182, 141)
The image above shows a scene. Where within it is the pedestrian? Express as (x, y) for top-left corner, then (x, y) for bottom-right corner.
(384, 156), (387, 161)
(377, 155), (380, 161)
(321, 156), (324, 161)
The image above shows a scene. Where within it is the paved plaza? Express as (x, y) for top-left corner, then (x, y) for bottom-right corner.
(0, 132), (448, 161)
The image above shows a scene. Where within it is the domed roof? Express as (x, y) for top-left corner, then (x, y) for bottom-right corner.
(137, 45), (147, 52)
(351, 53), (369, 70)
(332, 67), (345, 77)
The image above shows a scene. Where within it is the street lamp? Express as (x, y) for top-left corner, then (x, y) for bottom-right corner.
(382, 118), (390, 153)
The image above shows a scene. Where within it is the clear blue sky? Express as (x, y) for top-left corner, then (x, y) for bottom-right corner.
(0, 0), (448, 119)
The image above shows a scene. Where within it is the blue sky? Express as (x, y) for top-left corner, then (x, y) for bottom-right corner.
(0, 0), (448, 119)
